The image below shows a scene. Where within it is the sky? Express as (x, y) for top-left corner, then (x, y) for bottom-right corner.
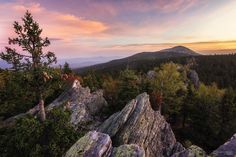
(0, 0), (236, 58)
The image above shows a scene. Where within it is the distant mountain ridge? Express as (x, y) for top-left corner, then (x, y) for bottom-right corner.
(125, 46), (199, 60)
(75, 46), (200, 73)
(0, 56), (124, 69)
(1, 46), (199, 70)
(57, 56), (123, 68)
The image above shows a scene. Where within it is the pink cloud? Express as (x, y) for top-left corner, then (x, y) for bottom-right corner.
(0, 2), (111, 57)
(0, 2), (108, 41)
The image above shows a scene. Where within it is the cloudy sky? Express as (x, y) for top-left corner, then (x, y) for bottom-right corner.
(0, 0), (236, 58)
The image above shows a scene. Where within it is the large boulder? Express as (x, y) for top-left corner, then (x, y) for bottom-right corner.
(211, 133), (236, 157)
(171, 145), (207, 157)
(64, 131), (145, 157)
(98, 93), (179, 157)
(64, 131), (112, 157)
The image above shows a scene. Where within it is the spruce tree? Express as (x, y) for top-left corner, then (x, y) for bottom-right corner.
(0, 11), (57, 121)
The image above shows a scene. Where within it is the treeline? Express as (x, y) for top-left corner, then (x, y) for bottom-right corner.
(82, 62), (236, 152)
(79, 54), (236, 89)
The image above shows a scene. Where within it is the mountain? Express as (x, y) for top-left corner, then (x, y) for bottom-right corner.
(126, 46), (199, 60)
(75, 46), (200, 73)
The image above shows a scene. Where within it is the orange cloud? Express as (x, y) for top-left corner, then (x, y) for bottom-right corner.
(0, 2), (108, 41)
(107, 40), (236, 55)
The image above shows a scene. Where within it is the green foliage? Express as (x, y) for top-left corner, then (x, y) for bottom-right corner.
(149, 62), (187, 122)
(79, 54), (236, 89)
(102, 76), (119, 114)
(82, 70), (102, 91)
(63, 62), (72, 74)
(151, 63), (186, 97)
(0, 71), (37, 118)
(116, 69), (141, 111)
(218, 88), (236, 141)
(0, 108), (82, 157)
(0, 69), (66, 119)
(177, 83), (226, 151)
(101, 69), (141, 113)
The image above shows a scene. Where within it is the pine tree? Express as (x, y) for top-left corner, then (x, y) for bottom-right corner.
(0, 11), (57, 121)
(117, 69), (140, 110)
(63, 62), (72, 74)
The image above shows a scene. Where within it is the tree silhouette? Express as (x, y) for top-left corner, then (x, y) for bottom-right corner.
(0, 11), (57, 121)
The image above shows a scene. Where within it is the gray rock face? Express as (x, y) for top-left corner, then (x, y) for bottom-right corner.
(47, 80), (108, 130)
(98, 93), (179, 157)
(64, 131), (112, 157)
(111, 144), (145, 157)
(171, 145), (207, 157)
(147, 70), (156, 79)
(64, 131), (145, 157)
(211, 133), (236, 157)
(188, 70), (200, 89)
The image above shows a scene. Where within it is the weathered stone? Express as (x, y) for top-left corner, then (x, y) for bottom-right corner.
(111, 144), (145, 157)
(147, 70), (156, 79)
(46, 80), (108, 130)
(64, 131), (145, 157)
(64, 131), (112, 157)
(98, 93), (179, 157)
(171, 145), (207, 157)
(169, 142), (186, 157)
(211, 133), (236, 157)
(188, 70), (200, 89)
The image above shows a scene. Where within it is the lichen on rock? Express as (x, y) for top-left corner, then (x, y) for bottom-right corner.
(111, 144), (145, 157)
(171, 145), (207, 157)
(98, 93), (179, 157)
(64, 131), (112, 157)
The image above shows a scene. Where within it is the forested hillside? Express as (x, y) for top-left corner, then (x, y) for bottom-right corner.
(77, 54), (236, 89)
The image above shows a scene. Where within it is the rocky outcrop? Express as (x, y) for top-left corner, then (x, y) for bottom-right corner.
(46, 80), (108, 130)
(188, 70), (200, 89)
(1, 80), (108, 130)
(47, 85), (236, 157)
(171, 145), (207, 157)
(64, 131), (144, 157)
(211, 133), (236, 157)
(98, 93), (180, 157)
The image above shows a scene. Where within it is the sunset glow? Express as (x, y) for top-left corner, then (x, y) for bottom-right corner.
(0, 0), (236, 58)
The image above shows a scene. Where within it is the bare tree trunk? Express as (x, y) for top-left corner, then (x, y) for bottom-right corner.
(39, 94), (46, 121)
